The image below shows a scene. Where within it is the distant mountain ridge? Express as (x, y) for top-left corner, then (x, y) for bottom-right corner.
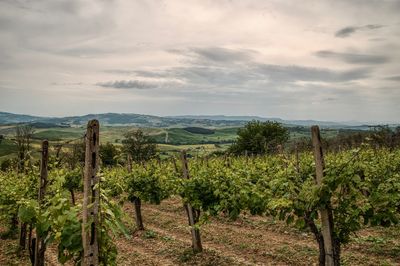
(0, 111), (395, 129)
(168, 115), (347, 127)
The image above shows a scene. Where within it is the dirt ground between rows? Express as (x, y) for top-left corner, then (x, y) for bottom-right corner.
(1, 196), (399, 265)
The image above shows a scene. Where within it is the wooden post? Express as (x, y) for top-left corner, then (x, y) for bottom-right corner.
(82, 120), (100, 266)
(311, 126), (335, 266)
(127, 154), (132, 173)
(295, 143), (300, 173)
(172, 157), (178, 173)
(180, 151), (203, 253)
(34, 140), (48, 266)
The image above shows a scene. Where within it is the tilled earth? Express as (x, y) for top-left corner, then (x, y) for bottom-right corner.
(1, 196), (399, 265)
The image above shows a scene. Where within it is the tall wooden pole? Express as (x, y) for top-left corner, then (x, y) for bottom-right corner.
(180, 151), (203, 252)
(82, 120), (100, 266)
(34, 140), (49, 266)
(311, 126), (335, 266)
(127, 153), (132, 173)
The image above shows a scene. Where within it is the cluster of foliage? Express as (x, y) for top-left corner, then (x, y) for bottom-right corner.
(126, 162), (174, 205)
(122, 130), (157, 162)
(0, 163), (128, 265)
(183, 127), (215, 135)
(2, 124), (400, 265)
(291, 125), (400, 154)
(100, 145), (400, 265)
(229, 120), (289, 155)
(100, 142), (120, 167)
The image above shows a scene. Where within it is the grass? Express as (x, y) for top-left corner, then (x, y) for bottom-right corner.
(0, 139), (17, 157)
(151, 127), (238, 145)
(32, 130), (83, 141)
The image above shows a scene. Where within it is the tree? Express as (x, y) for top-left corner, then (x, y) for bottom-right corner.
(63, 141), (85, 168)
(229, 120), (289, 155)
(100, 142), (120, 167)
(122, 130), (157, 231)
(14, 125), (35, 172)
(122, 129), (157, 162)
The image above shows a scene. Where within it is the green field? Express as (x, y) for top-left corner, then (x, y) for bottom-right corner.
(0, 124), (353, 162)
(0, 139), (17, 157)
(0, 125), (238, 161)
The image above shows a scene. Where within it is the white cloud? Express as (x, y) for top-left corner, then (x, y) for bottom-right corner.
(0, 0), (399, 122)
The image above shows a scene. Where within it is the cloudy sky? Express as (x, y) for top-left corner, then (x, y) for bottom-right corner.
(0, 0), (399, 122)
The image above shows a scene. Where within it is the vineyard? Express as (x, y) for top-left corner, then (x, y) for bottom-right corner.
(0, 120), (400, 265)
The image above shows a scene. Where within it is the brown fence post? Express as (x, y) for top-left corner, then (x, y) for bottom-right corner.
(127, 154), (132, 173)
(34, 140), (49, 266)
(180, 151), (203, 252)
(311, 125), (335, 266)
(82, 120), (100, 266)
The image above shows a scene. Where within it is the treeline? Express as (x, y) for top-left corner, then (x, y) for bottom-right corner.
(2, 122), (400, 172)
(290, 125), (400, 154)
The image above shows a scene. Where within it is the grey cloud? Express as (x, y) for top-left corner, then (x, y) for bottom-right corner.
(0, 0), (115, 54)
(96, 80), (157, 89)
(131, 63), (370, 90)
(335, 26), (358, 38)
(168, 47), (256, 64)
(385, 76), (400, 81)
(335, 24), (384, 37)
(2, 0), (80, 15)
(133, 70), (169, 78)
(104, 69), (171, 78)
(315, 50), (389, 64)
(255, 64), (369, 83)
(51, 82), (83, 86)
(190, 47), (255, 63)
(170, 66), (256, 86)
(56, 47), (114, 57)
(156, 47), (371, 87)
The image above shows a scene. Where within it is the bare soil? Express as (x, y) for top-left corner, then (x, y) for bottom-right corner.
(1, 196), (399, 265)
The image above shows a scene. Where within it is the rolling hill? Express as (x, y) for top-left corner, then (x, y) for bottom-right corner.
(1, 111), (387, 129)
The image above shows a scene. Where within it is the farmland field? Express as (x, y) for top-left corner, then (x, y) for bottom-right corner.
(0, 123), (353, 163)
(1, 196), (399, 265)
(1, 131), (400, 266)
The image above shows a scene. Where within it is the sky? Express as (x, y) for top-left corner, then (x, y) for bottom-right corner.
(0, 0), (399, 122)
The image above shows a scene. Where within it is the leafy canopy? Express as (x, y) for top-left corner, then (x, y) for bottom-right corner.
(122, 129), (157, 162)
(230, 120), (289, 155)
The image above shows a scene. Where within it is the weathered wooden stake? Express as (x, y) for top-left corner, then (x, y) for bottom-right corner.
(127, 153), (132, 173)
(34, 140), (48, 266)
(172, 157), (178, 173)
(295, 143), (300, 173)
(82, 120), (100, 266)
(180, 151), (203, 253)
(311, 125), (335, 266)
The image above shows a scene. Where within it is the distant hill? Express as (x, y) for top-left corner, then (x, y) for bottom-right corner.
(0, 112), (44, 124)
(169, 115), (347, 127)
(0, 111), (396, 129)
(168, 115), (283, 122)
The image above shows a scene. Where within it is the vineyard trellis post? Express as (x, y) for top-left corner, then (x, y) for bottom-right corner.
(34, 140), (49, 266)
(311, 125), (335, 266)
(82, 120), (100, 266)
(180, 151), (203, 253)
(127, 153), (132, 173)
